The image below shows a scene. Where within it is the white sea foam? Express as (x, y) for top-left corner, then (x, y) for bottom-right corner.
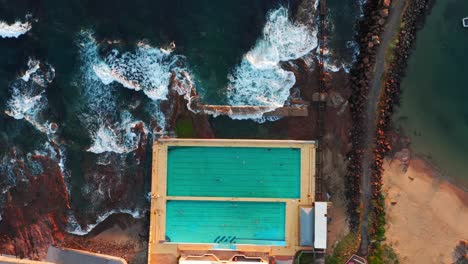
(78, 31), (147, 154)
(0, 15), (31, 38)
(227, 6), (318, 110)
(21, 59), (40, 82)
(87, 111), (147, 154)
(5, 59), (55, 133)
(93, 42), (190, 101)
(67, 208), (144, 235)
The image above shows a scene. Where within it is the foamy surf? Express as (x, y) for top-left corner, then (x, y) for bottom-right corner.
(93, 41), (192, 101)
(78, 31), (148, 154)
(5, 59), (55, 133)
(227, 6), (318, 109)
(0, 15), (32, 38)
(67, 209), (144, 235)
(87, 111), (147, 154)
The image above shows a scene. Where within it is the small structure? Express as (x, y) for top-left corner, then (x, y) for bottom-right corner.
(313, 202), (328, 250)
(0, 246), (127, 264)
(463, 17), (468, 28)
(46, 246), (127, 264)
(188, 86), (309, 118)
(345, 254), (367, 264)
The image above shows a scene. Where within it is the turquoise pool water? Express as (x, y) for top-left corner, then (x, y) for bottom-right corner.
(165, 200), (286, 245)
(166, 146), (301, 198)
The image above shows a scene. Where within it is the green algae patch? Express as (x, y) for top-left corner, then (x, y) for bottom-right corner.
(175, 116), (194, 138)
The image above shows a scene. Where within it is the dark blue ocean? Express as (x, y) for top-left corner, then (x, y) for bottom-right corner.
(0, 0), (364, 232)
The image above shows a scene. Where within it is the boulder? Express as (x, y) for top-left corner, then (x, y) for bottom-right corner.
(378, 18), (386, 26)
(363, 57), (370, 64)
(380, 9), (389, 18)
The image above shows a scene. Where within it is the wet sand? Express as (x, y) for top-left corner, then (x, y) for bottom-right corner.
(383, 159), (468, 264)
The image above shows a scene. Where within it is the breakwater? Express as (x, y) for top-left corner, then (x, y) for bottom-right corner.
(345, 0), (431, 258)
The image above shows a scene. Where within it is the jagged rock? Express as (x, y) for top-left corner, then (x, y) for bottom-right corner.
(453, 240), (468, 264)
(394, 148), (410, 163)
(378, 18), (386, 26)
(380, 9), (389, 18)
(363, 57), (370, 64)
(328, 91), (345, 108)
(372, 35), (381, 45)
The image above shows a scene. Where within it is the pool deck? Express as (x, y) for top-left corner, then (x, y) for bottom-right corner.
(149, 139), (316, 264)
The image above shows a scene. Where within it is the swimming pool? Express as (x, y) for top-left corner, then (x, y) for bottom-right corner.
(165, 200), (286, 245)
(166, 146), (301, 198)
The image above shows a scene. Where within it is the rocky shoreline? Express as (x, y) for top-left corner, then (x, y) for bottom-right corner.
(368, 0), (430, 246)
(345, 0), (432, 257)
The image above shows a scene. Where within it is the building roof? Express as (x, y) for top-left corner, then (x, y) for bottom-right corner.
(299, 207), (314, 246)
(345, 254), (367, 264)
(314, 202), (328, 249)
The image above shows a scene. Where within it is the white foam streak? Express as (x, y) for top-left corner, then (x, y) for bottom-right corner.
(87, 111), (146, 154)
(0, 18), (31, 38)
(78, 31), (147, 154)
(93, 44), (187, 101)
(5, 59), (55, 133)
(227, 7), (317, 109)
(21, 59), (40, 82)
(67, 209), (144, 236)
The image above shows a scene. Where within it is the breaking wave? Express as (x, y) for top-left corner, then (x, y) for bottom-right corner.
(78, 31), (195, 153)
(93, 42), (190, 101)
(0, 15), (32, 38)
(78, 31), (147, 154)
(227, 6), (318, 108)
(87, 111), (147, 154)
(5, 59), (55, 134)
(67, 208), (144, 235)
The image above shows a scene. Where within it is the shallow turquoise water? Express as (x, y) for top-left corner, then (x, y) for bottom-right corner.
(396, 0), (468, 188)
(167, 146), (301, 198)
(165, 200), (286, 245)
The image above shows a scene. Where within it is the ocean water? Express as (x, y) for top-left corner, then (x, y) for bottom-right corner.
(0, 0), (365, 234)
(395, 0), (468, 189)
(324, 0), (364, 72)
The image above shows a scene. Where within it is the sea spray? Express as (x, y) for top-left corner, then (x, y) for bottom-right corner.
(93, 41), (190, 101)
(77, 31), (147, 154)
(67, 208), (145, 235)
(80, 30), (194, 143)
(0, 14), (32, 38)
(5, 59), (55, 134)
(227, 6), (318, 109)
(87, 111), (147, 154)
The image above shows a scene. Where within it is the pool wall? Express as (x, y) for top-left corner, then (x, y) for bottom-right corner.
(149, 139), (316, 264)
(165, 200), (286, 245)
(167, 146), (301, 198)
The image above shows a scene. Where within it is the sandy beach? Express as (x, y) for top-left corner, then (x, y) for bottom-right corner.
(383, 159), (468, 263)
